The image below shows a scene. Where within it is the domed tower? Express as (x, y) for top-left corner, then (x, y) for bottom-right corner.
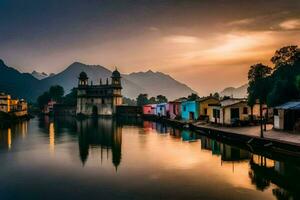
(78, 71), (88, 86)
(111, 68), (123, 109)
(111, 69), (121, 86)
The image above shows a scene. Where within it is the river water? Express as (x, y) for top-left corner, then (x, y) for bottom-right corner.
(0, 117), (299, 200)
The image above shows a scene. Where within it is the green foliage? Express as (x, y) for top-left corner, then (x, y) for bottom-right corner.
(49, 85), (64, 101)
(37, 91), (51, 109)
(271, 45), (300, 68)
(123, 97), (137, 106)
(156, 95), (168, 103)
(63, 88), (77, 105)
(37, 85), (65, 108)
(248, 45), (300, 107)
(136, 94), (148, 106)
(148, 97), (157, 104)
(187, 93), (199, 101)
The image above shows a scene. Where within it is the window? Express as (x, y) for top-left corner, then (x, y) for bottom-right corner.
(204, 108), (208, 115)
(243, 107), (248, 114)
(183, 106), (186, 112)
(274, 109), (278, 116)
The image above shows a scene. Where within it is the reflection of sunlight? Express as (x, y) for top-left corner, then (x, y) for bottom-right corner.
(7, 128), (11, 150)
(21, 122), (28, 139)
(49, 122), (55, 154)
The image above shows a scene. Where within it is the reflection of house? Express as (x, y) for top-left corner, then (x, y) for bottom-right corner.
(53, 104), (76, 116)
(143, 104), (157, 115)
(76, 70), (122, 116)
(181, 100), (199, 121)
(221, 144), (251, 161)
(181, 130), (197, 141)
(209, 98), (262, 125)
(0, 93), (28, 116)
(0, 121), (28, 150)
(274, 101), (300, 131)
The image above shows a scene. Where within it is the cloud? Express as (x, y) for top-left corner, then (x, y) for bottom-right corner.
(163, 35), (199, 44)
(279, 19), (300, 30)
(226, 18), (255, 26)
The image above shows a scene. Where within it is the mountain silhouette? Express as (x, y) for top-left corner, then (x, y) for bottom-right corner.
(0, 60), (196, 102)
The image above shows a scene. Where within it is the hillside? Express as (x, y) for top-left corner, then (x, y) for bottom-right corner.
(220, 84), (248, 98)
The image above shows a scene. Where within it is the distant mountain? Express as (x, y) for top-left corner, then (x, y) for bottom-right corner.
(0, 59), (43, 101)
(125, 70), (196, 100)
(31, 71), (49, 80)
(40, 62), (146, 99)
(0, 60), (197, 102)
(220, 84), (248, 98)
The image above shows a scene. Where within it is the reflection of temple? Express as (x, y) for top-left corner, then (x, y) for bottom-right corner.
(0, 121), (28, 150)
(249, 155), (300, 199)
(77, 118), (122, 170)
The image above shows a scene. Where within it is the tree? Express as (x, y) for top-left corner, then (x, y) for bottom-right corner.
(271, 45), (300, 68)
(247, 63), (272, 137)
(63, 88), (77, 105)
(136, 94), (148, 106)
(123, 97), (137, 106)
(187, 93), (199, 101)
(213, 92), (220, 99)
(148, 97), (157, 104)
(49, 85), (64, 102)
(37, 92), (51, 109)
(156, 95), (168, 103)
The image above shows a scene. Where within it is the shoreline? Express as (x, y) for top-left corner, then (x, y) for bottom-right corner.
(142, 115), (300, 159)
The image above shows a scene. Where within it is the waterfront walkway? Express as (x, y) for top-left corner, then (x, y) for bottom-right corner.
(193, 122), (300, 146)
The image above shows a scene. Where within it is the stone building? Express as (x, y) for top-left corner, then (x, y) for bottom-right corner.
(76, 69), (122, 116)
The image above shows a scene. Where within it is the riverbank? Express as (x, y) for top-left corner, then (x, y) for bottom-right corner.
(143, 115), (300, 158)
(0, 112), (32, 128)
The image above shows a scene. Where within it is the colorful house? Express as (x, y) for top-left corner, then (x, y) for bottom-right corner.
(143, 104), (157, 115)
(198, 96), (220, 120)
(0, 93), (28, 116)
(156, 103), (168, 117)
(168, 98), (185, 119)
(274, 101), (300, 131)
(209, 98), (263, 125)
(181, 100), (200, 121)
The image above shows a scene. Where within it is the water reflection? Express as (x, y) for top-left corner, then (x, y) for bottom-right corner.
(0, 121), (28, 150)
(0, 119), (300, 200)
(77, 118), (122, 169)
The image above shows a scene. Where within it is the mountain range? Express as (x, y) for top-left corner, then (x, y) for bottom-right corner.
(219, 84), (248, 98)
(31, 71), (55, 80)
(0, 60), (196, 102)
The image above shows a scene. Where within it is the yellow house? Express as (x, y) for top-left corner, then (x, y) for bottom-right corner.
(209, 98), (263, 125)
(198, 96), (220, 119)
(0, 93), (11, 112)
(0, 93), (28, 116)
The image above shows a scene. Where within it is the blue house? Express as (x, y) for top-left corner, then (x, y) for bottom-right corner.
(156, 103), (168, 117)
(181, 101), (199, 120)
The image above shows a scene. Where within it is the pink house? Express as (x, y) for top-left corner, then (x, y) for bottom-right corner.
(143, 104), (157, 115)
(168, 100), (184, 119)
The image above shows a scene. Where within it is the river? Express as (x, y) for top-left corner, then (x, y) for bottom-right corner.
(0, 117), (299, 200)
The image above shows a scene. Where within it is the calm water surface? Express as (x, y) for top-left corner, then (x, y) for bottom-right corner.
(0, 117), (299, 200)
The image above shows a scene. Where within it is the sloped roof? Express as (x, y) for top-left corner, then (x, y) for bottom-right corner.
(275, 101), (300, 110)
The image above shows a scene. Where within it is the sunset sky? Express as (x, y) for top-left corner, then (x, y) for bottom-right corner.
(1, 0), (300, 95)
